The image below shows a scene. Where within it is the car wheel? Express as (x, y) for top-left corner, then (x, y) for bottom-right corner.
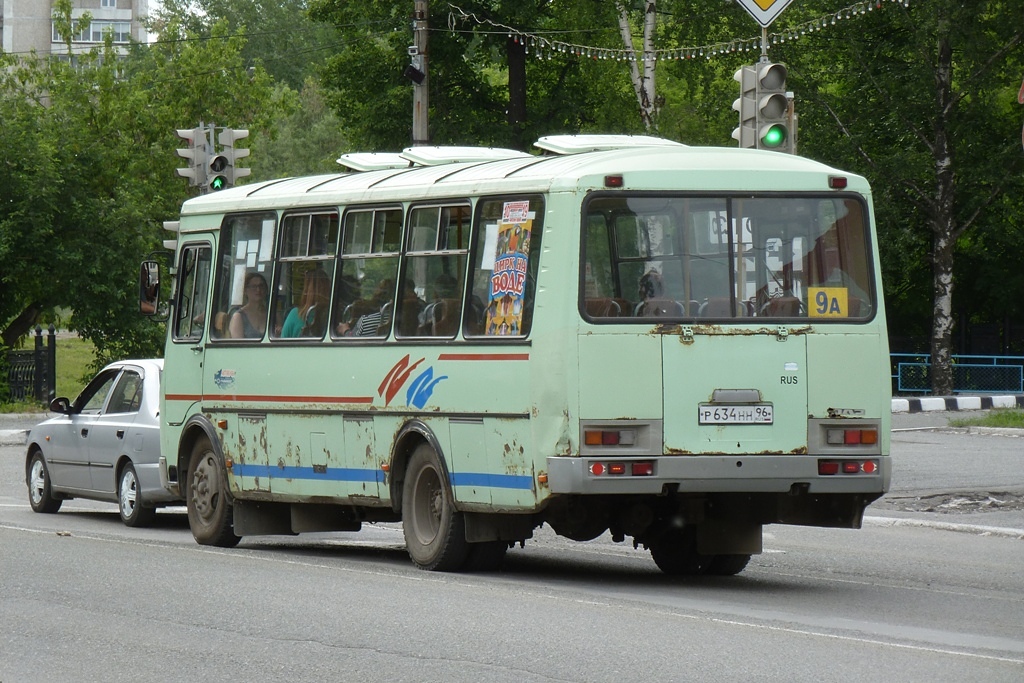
(119, 462), (156, 528)
(185, 436), (240, 547)
(27, 449), (62, 514)
(402, 443), (468, 571)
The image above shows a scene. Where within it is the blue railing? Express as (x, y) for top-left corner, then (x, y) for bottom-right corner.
(891, 353), (1024, 395)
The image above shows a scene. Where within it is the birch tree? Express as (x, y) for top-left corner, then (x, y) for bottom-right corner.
(789, 0), (1024, 394)
(616, 0), (659, 130)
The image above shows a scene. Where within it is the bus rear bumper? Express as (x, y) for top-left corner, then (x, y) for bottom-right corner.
(546, 454), (891, 496)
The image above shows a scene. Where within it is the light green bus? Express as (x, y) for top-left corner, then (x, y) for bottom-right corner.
(146, 135), (891, 575)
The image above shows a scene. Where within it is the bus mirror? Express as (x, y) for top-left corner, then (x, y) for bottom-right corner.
(140, 261), (161, 316)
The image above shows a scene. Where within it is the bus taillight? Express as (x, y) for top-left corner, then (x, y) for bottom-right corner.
(588, 460), (654, 476)
(818, 459), (879, 476)
(826, 428), (878, 445)
(584, 429), (636, 446)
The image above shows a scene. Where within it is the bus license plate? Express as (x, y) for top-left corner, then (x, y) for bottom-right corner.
(698, 404), (774, 424)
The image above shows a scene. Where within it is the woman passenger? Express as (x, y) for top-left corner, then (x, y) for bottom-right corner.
(229, 272), (269, 338)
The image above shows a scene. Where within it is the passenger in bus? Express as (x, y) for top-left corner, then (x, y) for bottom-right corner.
(281, 268), (331, 337)
(337, 278), (394, 337)
(395, 279), (424, 336)
(228, 272), (269, 338)
(418, 273), (458, 335)
(634, 270), (685, 317)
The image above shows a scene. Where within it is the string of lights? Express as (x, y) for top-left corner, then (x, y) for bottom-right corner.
(447, 0), (912, 63)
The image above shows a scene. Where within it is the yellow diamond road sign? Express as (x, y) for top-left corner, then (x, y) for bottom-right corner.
(735, 0), (795, 28)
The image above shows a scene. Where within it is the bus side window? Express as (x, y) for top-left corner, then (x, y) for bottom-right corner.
(398, 204), (469, 340)
(467, 196), (544, 338)
(210, 213), (276, 341)
(173, 244), (211, 342)
(334, 207), (403, 339)
(273, 211), (339, 340)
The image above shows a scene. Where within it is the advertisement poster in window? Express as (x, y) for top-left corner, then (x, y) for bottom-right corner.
(486, 201), (533, 335)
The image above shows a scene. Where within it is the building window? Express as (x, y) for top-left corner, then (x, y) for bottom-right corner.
(102, 0), (117, 7)
(53, 20), (131, 44)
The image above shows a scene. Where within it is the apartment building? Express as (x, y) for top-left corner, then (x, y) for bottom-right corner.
(2, 0), (149, 58)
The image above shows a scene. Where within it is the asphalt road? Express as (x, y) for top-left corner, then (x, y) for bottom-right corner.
(2, 411), (1023, 681)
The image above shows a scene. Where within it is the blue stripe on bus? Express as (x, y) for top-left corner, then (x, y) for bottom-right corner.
(449, 472), (534, 490)
(231, 464), (384, 483)
(229, 465), (532, 490)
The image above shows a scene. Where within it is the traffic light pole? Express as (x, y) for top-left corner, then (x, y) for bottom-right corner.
(411, 0), (429, 146)
(175, 123), (250, 192)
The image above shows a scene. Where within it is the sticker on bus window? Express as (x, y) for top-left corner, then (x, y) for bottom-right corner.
(486, 201), (534, 336)
(808, 287), (848, 318)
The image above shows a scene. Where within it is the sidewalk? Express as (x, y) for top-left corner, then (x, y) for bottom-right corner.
(0, 413), (37, 446)
(891, 394), (1024, 413)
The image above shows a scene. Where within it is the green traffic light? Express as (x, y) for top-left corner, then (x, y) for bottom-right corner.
(210, 175), (227, 191)
(762, 125), (787, 148)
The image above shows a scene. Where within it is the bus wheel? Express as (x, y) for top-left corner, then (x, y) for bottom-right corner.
(402, 443), (468, 571)
(649, 528), (712, 576)
(706, 554), (751, 576)
(464, 541), (508, 572)
(186, 437), (240, 548)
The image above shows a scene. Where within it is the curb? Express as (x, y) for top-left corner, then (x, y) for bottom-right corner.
(891, 395), (1024, 414)
(0, 429), (28, 446)
(865, 515), (1024, 540)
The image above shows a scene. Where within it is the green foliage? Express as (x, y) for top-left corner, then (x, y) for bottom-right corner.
(0, 4), (281, 367)
(152, 0), (339, 89)
(249, 80), (347, 180)
(783, 0), (1024, 350)
(949, 408), (1024, 429)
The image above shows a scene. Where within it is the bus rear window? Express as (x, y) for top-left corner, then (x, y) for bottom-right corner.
(582, 194), (874, 322)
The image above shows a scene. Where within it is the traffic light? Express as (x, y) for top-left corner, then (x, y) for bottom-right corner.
(731, 65), (757, 149)
(175, 128), (208, 187)
(754, 61), (791, 152)
(206, 128), (251, 191)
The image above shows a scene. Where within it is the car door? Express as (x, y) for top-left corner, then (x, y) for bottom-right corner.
(47, 368), (120, 492)
(87, 368), (145, 495)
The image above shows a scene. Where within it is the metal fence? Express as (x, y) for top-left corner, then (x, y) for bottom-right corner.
(6, 325), (57, 405)
(891, 353), (1024, 395)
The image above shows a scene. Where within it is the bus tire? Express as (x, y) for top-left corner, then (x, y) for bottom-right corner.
(649, 527), (712, 576)
(402, 443), (468, 571)
(706, 554), (751, 576)
(463, 541), (508, 572)
(185, 437), (240, 548)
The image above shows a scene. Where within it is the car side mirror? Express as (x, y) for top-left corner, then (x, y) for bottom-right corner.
(49, 397), (72, 414)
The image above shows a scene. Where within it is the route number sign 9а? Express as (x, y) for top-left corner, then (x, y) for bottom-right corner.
(734, 0), (795, 28)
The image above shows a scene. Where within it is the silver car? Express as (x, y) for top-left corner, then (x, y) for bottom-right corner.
(24, 359), (179, 526)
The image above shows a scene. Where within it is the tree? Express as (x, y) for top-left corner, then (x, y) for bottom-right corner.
(616, 0), (658, 131)
(0, 2), (281, 371)
(307, 0), (642, 151)
(151, 0), (338, 89)
(251, 79), (349, 180)
(784, 0), (1024, 393)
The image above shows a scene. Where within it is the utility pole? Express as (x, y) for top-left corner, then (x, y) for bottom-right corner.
(411, 0), (429, 146)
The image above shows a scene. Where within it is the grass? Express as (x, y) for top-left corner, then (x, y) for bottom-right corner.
(949, 408), (1024, 429)
(1, 334), (96, 413)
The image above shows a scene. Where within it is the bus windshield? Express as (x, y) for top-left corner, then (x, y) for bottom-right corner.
(583, 194), (874, 321)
